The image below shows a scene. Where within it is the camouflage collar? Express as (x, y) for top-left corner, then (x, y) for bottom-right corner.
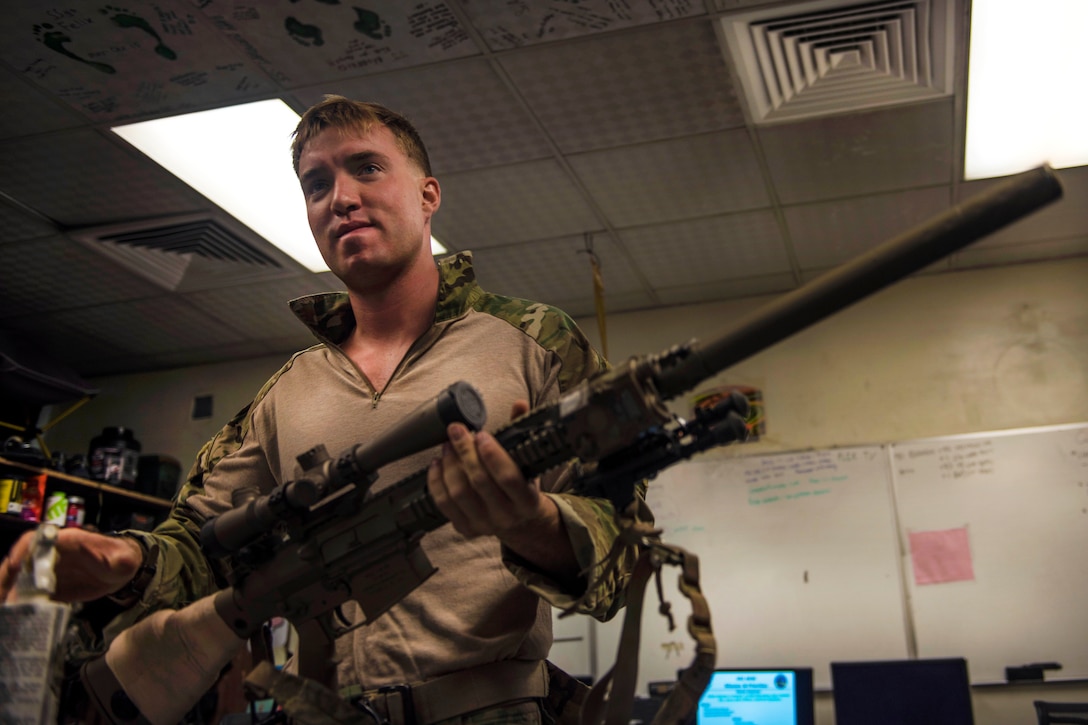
(288, 251), (482, 345)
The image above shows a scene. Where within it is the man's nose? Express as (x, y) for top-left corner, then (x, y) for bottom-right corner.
(331, 175), (360, 214)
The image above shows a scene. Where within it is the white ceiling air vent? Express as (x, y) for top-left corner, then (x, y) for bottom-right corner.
(71, 212), (309, 293)
(716, 0), (956, 124)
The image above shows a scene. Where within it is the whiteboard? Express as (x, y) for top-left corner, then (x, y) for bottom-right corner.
(891, 423), (1088, 683)
(595, 446), (910, 691)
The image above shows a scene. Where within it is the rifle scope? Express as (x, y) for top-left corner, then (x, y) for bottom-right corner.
(200, 380), (487, 557)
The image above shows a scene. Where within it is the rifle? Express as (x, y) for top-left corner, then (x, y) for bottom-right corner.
(198, 165), (1060, 711)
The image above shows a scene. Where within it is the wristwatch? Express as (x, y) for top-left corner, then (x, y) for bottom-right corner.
(107, 532), (160, 606)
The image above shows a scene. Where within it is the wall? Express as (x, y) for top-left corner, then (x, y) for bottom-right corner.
(44, 257), (1088, 724)
(47, 356), (288, 477)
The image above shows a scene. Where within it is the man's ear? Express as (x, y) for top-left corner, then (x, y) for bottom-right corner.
(421, 177), (441, 215)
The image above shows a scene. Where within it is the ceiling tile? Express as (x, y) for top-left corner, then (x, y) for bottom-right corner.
(0, 314), (131, 374)
(656, 272), (797, 307)
(759, 100), (955, 204)
(570, 130), (769, 226)
(618, 210), (789, 290)
(183, 276), (343, 341)
(0, 68), (86, 140)
(0, 1), (274, 123)
(0, 0), (1081, 380)
(957, 165), (1088, 248)
(141, 341), (285, 373)
(295, 59), (553, 174)
(463, 0), (706, 50)
(500, 19), (744, 153)
(198, 0), (479, 87)
(0, 235), (162, 318)
(432, 159), (602, 247)
(0, 199), (60, 244)
(469, 234), (652, 313)
(784, 185), (953, 269)
(44, 296), (245, 357)
(0, 129), (204, 225)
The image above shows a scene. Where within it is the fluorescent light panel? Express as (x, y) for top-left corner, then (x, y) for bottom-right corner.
(112, 99), (446, 273)
(964, 0), (1088, 180)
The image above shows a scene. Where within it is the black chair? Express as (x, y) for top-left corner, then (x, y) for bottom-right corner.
(1035, 701), (1088, 725)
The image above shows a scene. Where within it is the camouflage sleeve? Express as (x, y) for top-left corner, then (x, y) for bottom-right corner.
(503, 306), (653, 621)
(98, 403), (253, 638)
(505, 482), (652, 622)
(100, 360), (291, 637)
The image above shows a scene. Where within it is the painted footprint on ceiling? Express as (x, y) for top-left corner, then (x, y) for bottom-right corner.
(33, 22), (116, 74)
(101, 5), (177, 60)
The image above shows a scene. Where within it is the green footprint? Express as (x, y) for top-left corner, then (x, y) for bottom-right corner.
(285, 16), (324, 46)
(101, 5), (177, 60)
(33, 22), (116, 73)
(353, 8), (391, 40)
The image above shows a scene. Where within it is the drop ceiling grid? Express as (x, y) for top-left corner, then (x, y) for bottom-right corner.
(655, 271), (798, 307)
(201, 1), (479, 87)
(757, 99), (956, 204)
(0, 1), (275, 124)
(143, 340), (291, 373)
(461, 0), (707, 50)
(957, 166), (1088, 247)
(1, 313), (132, 369)
(431, 159), (603, 247)
(298, 58), (554, 175)
(470, 234), (650, 306)
(0, 201), (58, 243)
(182, 276), (344, 340)
(0, 236), (163, 317)
(618, 210), (788, 289)
(783, 185), (953, 269)
(0, 129), (205, 224)
(568, 130), (771, 227)
(0, 69), (86, 140)
(47, 296), (246, 355)
(498, 19), (745, 154)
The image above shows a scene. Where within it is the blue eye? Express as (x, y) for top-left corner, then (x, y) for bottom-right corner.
(304, 179), (329, 198)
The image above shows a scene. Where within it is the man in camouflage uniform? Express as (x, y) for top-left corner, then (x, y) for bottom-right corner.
(1, 97), (644, 724)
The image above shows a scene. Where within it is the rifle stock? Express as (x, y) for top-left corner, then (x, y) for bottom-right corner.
(204, 164), (1063, 683)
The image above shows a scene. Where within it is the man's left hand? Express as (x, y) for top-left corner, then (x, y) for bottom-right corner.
(427, 401), (578, 578)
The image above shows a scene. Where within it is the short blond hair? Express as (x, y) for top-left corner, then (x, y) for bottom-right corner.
(290, 95), (432, 177)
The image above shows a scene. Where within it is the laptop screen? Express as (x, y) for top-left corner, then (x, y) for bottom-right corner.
(696, 668), (815, 725)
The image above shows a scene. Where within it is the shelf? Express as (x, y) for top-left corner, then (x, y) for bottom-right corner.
(0, 455), (172, 510)
(0, 515), (36, 535)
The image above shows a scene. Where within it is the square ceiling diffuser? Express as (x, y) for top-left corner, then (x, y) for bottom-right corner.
(716, 0), (956, 124)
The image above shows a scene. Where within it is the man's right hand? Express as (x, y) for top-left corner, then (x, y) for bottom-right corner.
(0, 528), (143, 603)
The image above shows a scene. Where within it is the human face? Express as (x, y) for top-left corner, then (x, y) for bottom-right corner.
(297, 124), (439, 286)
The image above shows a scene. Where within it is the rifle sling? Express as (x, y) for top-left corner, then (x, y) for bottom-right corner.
(580, 540), (715, 725)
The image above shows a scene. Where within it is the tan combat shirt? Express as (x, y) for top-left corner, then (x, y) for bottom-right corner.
(118, 252), (643, 689)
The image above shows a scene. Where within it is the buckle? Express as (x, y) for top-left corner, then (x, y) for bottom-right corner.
(350, 696), (389, 725)
(350, 684), (416, 725)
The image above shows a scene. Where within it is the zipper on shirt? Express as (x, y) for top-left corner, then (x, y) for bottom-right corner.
(371, 391), (381, 409)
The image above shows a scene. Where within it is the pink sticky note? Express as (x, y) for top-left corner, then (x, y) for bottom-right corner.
(909, 527), (975, 585)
